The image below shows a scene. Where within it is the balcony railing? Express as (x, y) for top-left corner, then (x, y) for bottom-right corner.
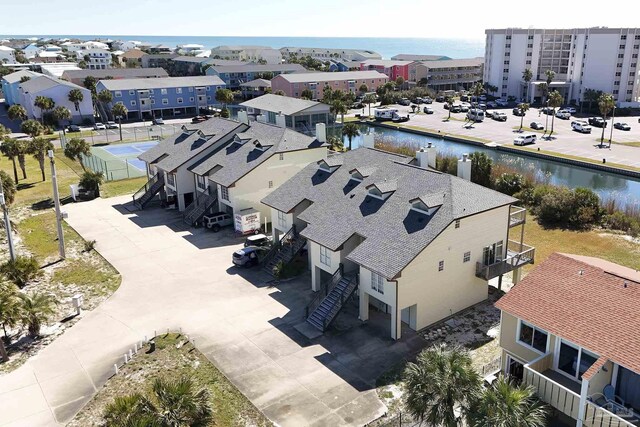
(509, 206), (527, 228)
(524, 353), (637, 427)
(475, 240), (535, 280)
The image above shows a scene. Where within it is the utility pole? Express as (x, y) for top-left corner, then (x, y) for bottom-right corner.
(48, 150), (65, 259)
(608, 106), (616, 148)
(0, 174), (16, 262)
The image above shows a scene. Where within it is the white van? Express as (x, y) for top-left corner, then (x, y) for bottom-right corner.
(374, 108), (399, 121)
(514, 133), (537, 146)
(467, 108), (485, 122)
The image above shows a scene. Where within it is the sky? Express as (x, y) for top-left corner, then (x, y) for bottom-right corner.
(2, 0), (639, 39)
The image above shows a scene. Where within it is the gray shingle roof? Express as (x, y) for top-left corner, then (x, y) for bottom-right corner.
(190, 122), (326, 187)
(2, 70), (41, 84)
(262, 148), (515, 279)
(99, 75), (224, 91)
(208, 63), (305, 74)
(61, 68), (168, 80)
(240, 94), (326, 115)
(239, 79), (271, 88)
(19, 75), (84, 93)
(275, 70), (387, 83)
(138, 118), (246, 172)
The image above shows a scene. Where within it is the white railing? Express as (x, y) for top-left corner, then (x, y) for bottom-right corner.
(509, 206), (527, 227)
(583, 401), (637, 427)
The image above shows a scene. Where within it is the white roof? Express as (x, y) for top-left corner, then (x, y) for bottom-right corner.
(99, 75), (225, 91)
(276, 70), (388, 83)
(0, 46), (15, 52)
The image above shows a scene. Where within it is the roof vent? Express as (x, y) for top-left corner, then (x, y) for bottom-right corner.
(579, 269), (584, 275)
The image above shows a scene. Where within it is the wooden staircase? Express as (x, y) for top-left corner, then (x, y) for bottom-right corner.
(132, 173), (164, 209)
(262, 225), (306, 276)
(183, 191), (218, 226)
(305, 266), (358, 332)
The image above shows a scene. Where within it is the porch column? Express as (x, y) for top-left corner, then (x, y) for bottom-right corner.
(576, 378), (589, 427)
(512, 268), (522, 285)
(390, 303), (402, 340)
(311, 266), (321, 292)
(359, 288), (369, 321)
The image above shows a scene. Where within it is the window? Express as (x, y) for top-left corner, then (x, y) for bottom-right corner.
(517, 320), (548, 353)
(463, 251), (471, 263)
(268, 180), (273, 188)
(176, 88), (182, 94)
(130, 100), (136, 106)
(162, 99), (168, 105)
(438, 260), (444, 272)
(220, 186), (229, 201)
(196, 175), (206, 190)
(455, 220), (460, 228)
(160, 88), (167, 95)
(151, 99), (155, 105)
(190, 97), (194, 102)
(371, 271), (384, 295)
(149, 89), (154, 94)
(622, 35), (628, 40)
(615, 81), (620, 86)
(528, 35), (533, 40)
(177, 97), (183, 104)
(129, 90), (135, 95)
(115, 91), (122, 98)
(279, 153), (284, 161)
(620, 44), (626, 49)
(166, 173), (176, 187)
(319, 246), (331, 267)
(277, 210), (287, 228)
(557, 340), (598, 380)
(527, 44), (533, 49)
(619, 54), (625, 58)
(632, 72), (637, 76)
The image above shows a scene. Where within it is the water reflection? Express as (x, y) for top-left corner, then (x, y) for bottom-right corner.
(343, 126), (640, 208)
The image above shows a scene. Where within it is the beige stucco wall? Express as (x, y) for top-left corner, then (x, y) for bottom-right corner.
(396, 205), (511, 332)
(588, 360), (613, 396)
(499, 312), (554, 365)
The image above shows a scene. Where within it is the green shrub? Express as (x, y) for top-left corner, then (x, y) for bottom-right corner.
(83, 239), (97, 252)
(436, 154), (458, 175)
(469, 152), (493, 188)
(0, 256), (42, 288)
(534, 187), (602, 229)
(494, 173), (526, 196)
(0, 170), (16, 205)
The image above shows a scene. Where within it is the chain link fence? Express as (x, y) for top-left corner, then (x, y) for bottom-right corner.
(59, 123), (184, 147)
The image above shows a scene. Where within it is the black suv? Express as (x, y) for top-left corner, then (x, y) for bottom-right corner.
(588, 117), (607, 128)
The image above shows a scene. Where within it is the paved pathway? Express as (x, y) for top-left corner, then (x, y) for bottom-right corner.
(0, 196), (394, 426)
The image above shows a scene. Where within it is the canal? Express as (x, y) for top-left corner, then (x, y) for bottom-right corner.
(341, 125), (640, 208)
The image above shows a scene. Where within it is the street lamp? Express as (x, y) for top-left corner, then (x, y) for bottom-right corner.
(0, 175), (16, 261)
(48, 150), (66, 259)
(608, 105), (616, 148)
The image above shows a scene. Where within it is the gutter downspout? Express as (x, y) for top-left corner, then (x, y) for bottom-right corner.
(577, 378), (589, 427)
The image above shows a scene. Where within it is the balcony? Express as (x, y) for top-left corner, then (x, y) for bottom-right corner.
(475, 240), (535, 280)
(509, 206), (527, 228)
(524, 353), (637, 427)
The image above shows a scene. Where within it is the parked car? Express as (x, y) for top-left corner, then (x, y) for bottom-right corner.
(564, 107), (577, 114)
(232, 246), (268, 268)
(450, 105), (462, 113)
(444, 103), (450, 110)
(191, 115), (208, 124)
(93, 122), (106, 130)
(202, 212), (233, 232)
(392, 115), (410, 123)
(555, 110), (571, 120)
(245, 234), (271, 247)
(152, 117), (165, 125)
(460, 102), (470, 112)
(492, 112), (507, 122)
(514, 133), (537, 146)
(67, 125), (81, 132)
(486, 101), (498, 109)
(105, 121), (118, 129)
(512, 108), (525, 117)
(571, 120), (592, 133)
(485, 110), (495, 118)
(412, 97), (424, 104)
(614, 122), (631, 131)
(460, 95), (469, 102)
(588, 117), (607, 128)
(541, 107), (554, 115)
(530, 122), (544, 130)
(423, 106), (434, 114)
(398, 98), (411, 106)
(495, 99), (509, 107)
(477, 103), (487, 110)
(424, 97), (433, 104)
(435, 95), (445, 102)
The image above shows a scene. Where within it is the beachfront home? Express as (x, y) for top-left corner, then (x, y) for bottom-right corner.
(171, 56), (211, 76)
(206, 63), (305, 89)
(210, 46), (282, 64)
(0, 45), (16, 64)
(135, 117), (327, 226)
(261, 141), (534, 339)
(239, 79), (271, 99)
(240, 94), (331, 134)
(391, 54), (451, 61)
(18, 75), (93, 123)
(270, 71), (388, 99)
(121, 49), (146, 68)
(360, 59), (413, 82)
(61, 68), (168, 86)
(280, 47), (382, 62)
(408, 58), (484, 91)
(95, 75), (225, 120)
(1, 70), (40, 105)
(496, 253), (640, 427)
(77, 48), (113, 70)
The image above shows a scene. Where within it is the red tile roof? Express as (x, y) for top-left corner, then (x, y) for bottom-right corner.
(496, 253), (640, 374)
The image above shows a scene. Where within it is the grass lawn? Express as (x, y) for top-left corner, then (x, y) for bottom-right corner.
(69, 333), (272, 427)
(17, 211), (83, 261)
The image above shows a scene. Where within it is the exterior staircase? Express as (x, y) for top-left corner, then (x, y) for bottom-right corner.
(132, 173), (164, 209)
(262, 225), (306, 276)
(183, 190), (218, 226)
(305, 266), (359, 332)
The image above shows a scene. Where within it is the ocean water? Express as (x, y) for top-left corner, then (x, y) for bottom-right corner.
(0, 35), (485, 59)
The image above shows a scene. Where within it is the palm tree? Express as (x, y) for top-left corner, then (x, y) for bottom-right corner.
(19, 292), (57, 338)
(52, 106), (71, 135)
(341, 122), (360, 151)
(445, 96), (454, 120)
(547, 90), (563, 138)
(103, 376), (212, 427)
(7, 104), (27, 122)
(27, 137), (54, 181)
(403, 344), (480, 427)
(1, 138), (21, 182)
(330, 99), (348, 124)
(64, 138), (91, 170)
(598, 92), (615, 146)
(300, 89), (313, 100)
(538, 83), (548, 106)
(469, 82), (484, 109)
(20, 119), (43, 139)
(363, 93), (377, 118)
(112, 102), (128, 141)
(467, 376), (548, 427)
(97, 89), (113, 120)
(34, 96), (55, 123)
(543, 70), (555, 104)
(68, 88), (85, 122)
(0, 282), (22, 343)
(522, 68), (533, 102)
(215, 88), (234, 118)
(517, 103), (530, 131)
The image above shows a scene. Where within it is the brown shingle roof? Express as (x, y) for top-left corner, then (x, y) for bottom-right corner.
(495, 253), (640, 373)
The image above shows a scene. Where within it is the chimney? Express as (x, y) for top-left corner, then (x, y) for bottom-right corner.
(416, 143), (436, 169)
(362, 132), (374, 148)
(315, 123), (326, 143)
(237, 110), (249, 125)
(457, 153), (471, 181)
(275, 111), (286, 128)
(256, 114), (266, 123)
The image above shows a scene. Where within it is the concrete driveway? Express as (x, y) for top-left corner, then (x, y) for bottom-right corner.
(0, 196), (425, 426)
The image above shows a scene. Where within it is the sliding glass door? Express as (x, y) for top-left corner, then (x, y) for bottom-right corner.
(556, 339), (598, 381)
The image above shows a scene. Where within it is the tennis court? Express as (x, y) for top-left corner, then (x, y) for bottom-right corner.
(81, 140), (158, 181)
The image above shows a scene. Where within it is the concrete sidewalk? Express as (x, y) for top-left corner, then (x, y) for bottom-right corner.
(0, 196), (389, 426)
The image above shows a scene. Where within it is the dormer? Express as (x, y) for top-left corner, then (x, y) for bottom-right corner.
(366, 180), (396, 201)
(317, 159), (340, 173)
(197, 129), (214, 141)
(180, 124), (197, 135)
(409, 194), (444, 215)
(253, 139), (273, 152)
(348, 166), (375, 183)
(232, 134), (252, 146)
(349, 169), (364, 182)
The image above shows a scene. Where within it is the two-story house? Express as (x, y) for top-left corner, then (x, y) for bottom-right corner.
(95, 76), (226, 120)
(240, 94), (332, 135)
(1, 70), (40, 106)
(270, 71), (388, 99)
(262, 142), (534, 339)
(206, 64), (305, 90)
(135, 117), (327, 227)
(18, 75), (93, 123)
(496, 253), (640, 427)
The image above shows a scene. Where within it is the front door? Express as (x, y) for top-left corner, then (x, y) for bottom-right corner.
(507, 356), (524, 383)
(183, 192), (194, 208)
(482, 240), (504, 265)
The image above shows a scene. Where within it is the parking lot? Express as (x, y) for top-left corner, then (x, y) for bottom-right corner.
(352, 101), (640, 169)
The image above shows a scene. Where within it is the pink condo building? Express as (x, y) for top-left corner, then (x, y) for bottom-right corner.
(271, 70), (388, 99)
